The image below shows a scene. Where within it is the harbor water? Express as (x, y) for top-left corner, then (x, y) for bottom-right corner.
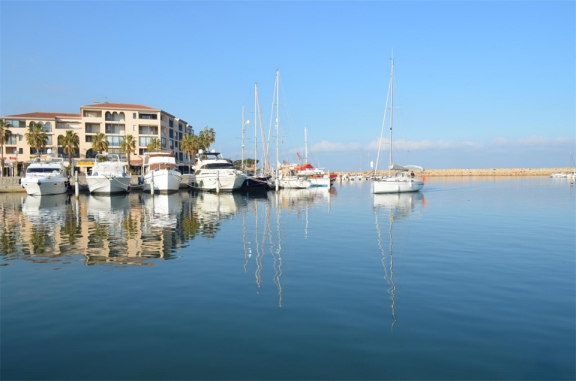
(1, 177), (574, 380)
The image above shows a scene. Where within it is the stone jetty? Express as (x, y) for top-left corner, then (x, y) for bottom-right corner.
(340, 167), (574, 178)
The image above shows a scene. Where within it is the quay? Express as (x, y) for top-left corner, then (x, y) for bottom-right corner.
(0, 174), (193, 193)
(0, 168), (573, 193)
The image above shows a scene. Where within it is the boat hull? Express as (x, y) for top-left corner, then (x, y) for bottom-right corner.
(240, 176), (272, 190)
(87, 176), (131, 194)
(21, 177), (69, 196)
(143, 169), (182, 193)
(190, 171), (246, 191)
(279, 177), (311, 189)
(372, 179), (424, 194)
(308, 177), (331, 187)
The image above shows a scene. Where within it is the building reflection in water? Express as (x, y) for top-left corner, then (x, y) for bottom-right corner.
(1, 187), (333, 303)
(0, 190), (253, 267)
(373, 192), (425, 329)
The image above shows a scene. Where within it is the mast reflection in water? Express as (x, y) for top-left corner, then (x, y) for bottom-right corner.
(373, 192), (425, 329)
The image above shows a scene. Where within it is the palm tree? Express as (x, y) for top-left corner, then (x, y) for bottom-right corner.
(0, 120), (12, 178)
(199, 126), (216, 151)
(24, 122), (48, 158)
(120, 135), (136, 173)
(58, 130), (79, 174)
(180, 134), (201, 174)
(91, 132), (109, 154)
(147, 138), (161, 153)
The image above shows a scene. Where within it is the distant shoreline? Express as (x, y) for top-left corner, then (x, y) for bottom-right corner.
(340, 168), (575, 177)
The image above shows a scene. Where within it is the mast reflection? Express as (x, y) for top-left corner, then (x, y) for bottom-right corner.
(373, 192), (425, 329)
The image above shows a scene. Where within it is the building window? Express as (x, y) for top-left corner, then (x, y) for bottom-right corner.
(139, 113), (157, 120)
(139, 136), (153, 146)
(19, 148), (23, 154)
(169, 119), (173, 128)
(3, 119), (25, 128)
(83, 110), (102, 118)
(161, 138), (166, 148)
(133, 113), (136, 119)
(106, 136), (123, 147)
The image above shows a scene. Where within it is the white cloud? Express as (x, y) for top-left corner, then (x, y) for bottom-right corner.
(307, 136), (576, 154)
(307, 140), (364, 153)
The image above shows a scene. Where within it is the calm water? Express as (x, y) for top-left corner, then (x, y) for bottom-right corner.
(1, 177), (574, 380)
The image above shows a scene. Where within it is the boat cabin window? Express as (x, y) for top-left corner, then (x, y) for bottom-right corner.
(27, 167), (62, 173)
(201, 163), (234, 169)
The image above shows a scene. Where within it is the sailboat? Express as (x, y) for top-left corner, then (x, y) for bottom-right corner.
(271, 69), (311, 190)
(372, 57), (424, 194)
(292, 127), (338, 187)
(239, 87), (272, 190)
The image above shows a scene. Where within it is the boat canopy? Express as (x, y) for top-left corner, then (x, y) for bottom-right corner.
(389, 164), (424, 172)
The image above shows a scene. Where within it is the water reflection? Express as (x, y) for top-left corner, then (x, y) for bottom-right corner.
(373, 192), (425, 329)
(239, 189), (334, 307)
(0, 190), (256, 267)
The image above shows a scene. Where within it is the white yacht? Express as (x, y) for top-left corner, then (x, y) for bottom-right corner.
(189, 150), (246, 192)
(87, 154), (131, 194)
(277, 165), (312, 189)
(372, 57), (424, 194)
(141, 151), (182, 193)
(20, 153), (69, 196)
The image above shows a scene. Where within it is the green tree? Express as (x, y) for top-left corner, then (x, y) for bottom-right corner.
(91, 132), (109, 154)
(0, 120), (12, 178)
(25, 122), (48, 158)
(147, 138), (161, 152)
(58, 130), (79, 173)
(233, 158), (258, 170)
(198, 126), (216, 151)
(120, 134), (137, 172)
(180, 134), (202, 173)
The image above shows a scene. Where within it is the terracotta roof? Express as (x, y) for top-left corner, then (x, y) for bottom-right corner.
(82, 102), (157, 110)
(2, 112), (81, 119)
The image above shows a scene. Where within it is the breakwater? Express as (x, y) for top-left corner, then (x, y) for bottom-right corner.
(342, 168), (574, 178)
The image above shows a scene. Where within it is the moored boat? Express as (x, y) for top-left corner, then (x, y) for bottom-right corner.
(20, 153), (69, 196)
(372, 56), (424, 194)
(189, 150), (246, 192)
(87, 154), (131, 194)
(141, 151), (182, 193)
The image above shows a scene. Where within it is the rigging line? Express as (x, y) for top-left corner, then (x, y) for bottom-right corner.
(375, 73), (392, 175)
(388, 211), (397, 330)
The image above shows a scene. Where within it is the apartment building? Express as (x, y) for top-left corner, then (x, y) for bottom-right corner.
(1, 102), (193, 175)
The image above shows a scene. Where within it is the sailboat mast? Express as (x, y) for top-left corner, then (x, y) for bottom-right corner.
(241, 106), (245, 172)
(254, 83), (258, 174)
(389, 57), (395, 177)
(275, 69), (280, 192)
(304, 126), (308, 164)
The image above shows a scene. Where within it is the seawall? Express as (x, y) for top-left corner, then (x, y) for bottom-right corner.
(342, 168), (574, 177)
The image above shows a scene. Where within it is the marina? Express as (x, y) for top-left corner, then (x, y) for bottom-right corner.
(1, 177), (574, 380)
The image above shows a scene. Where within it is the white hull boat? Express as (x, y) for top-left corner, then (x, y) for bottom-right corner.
(87, 154), (131, 194)
(20, 155), (69, 196)
(141, 151), (182, 193)
(372, 57), (425, 195)
(279, 177), (311, 189)
(372, 173), (424, 194)
(189, 150), (246, 192)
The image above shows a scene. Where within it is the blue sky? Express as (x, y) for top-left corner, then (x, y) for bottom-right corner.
(1, 0), (574, 170)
